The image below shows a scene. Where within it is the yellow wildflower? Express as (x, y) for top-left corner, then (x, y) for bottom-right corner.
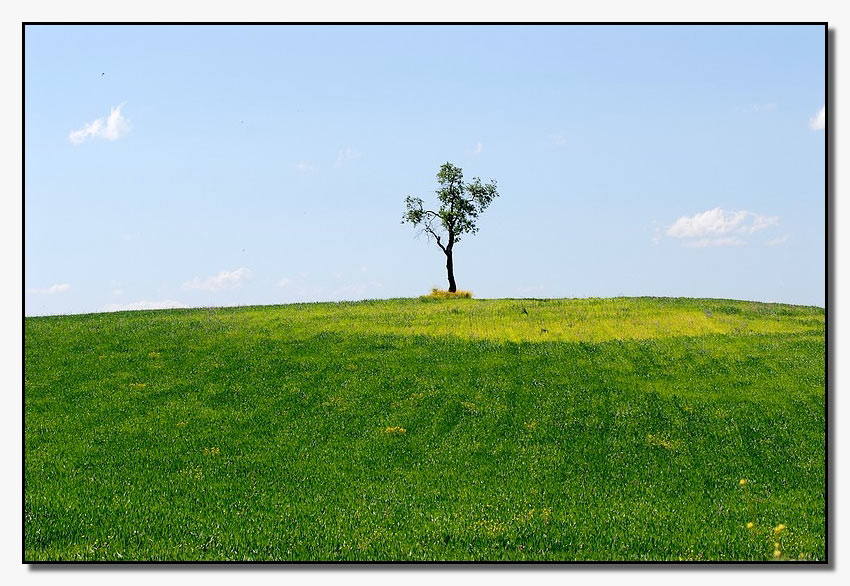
(739, 478), (747, 486)
(773, 550), (782, 558)
(384, 426), (406, 435)
(746, 522), (754, 529)
(774, 523), (786, 534)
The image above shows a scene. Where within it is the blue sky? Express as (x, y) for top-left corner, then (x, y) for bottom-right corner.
(24, 24), (825, 315)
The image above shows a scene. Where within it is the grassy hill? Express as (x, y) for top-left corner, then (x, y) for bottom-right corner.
(24, 297), (825, 561)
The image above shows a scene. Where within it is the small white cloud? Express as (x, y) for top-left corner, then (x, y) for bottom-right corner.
(182, 268), (251, 291)
(111, 289), (124, 297)
(666, 208), (777, 238)
(277, 277), (291, 288)
(359, 265), (368, 273)
(667, 208), (747, 238)
(295, 161), (316, 173)
(469, 141), (484, 156)
(69, 103), (130, 144)
(26, 283), (71, 295)
(766, 234), (791, 246)
(335, 147), (360, 167)
(665, 208), (778, 247)
(102, 299), (186, 312)
(809, 105), (825, 130)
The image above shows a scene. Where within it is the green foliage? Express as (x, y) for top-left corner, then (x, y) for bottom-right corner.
(25, 297), (824, 561)
(402, 162), (499, 246)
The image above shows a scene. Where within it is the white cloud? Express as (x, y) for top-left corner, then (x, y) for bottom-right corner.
(551, 133), (568, 147)
(335, 147), (360, 167)
(68, 119), (103, 144)
(809, 105), (825, 130)
(102, 299), (186, 312)
(182, 268), (251, 291)
(277, 277), (291, 288)
(103, 104), (130, 140)
(295, 161), (316, 173)
(26, 283), (71, 295)
(665, 208), (778, 247)
(469, 141), (484, 156)
(766, 234), (791, 246)
(667, 208), (747, 238)
(69, 103), (130, 144)
(666, 208), (777, 238)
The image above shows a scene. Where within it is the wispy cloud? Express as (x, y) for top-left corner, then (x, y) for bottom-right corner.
(809, 105), (825, 130)
(295, 161), (316, 173)
(26, 283), (71, 295)
(745, 214), (781, 234)
(551, 133), (568, 147)
(335, 147), (360, 167)
(69, 103), (130, 144)
(102, 299), (186, 312)
(665, 208), (778, 247)
(277, 277), (291, 288)
(469, 141), (484, 156)
(182, 268), (251, 291)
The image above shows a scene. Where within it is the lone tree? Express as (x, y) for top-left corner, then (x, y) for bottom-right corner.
(402, 162), (499, 293)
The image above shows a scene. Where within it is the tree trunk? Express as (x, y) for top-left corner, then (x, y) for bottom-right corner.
(445, 249), (457, 292)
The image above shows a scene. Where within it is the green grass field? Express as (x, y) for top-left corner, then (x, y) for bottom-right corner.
(24, 296), (825, 561)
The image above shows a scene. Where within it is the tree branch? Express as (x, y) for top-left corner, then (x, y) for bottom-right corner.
(423, 222), (448, 254)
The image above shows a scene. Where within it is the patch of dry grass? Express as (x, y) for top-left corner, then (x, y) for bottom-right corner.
(420, 288), (473, 299)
